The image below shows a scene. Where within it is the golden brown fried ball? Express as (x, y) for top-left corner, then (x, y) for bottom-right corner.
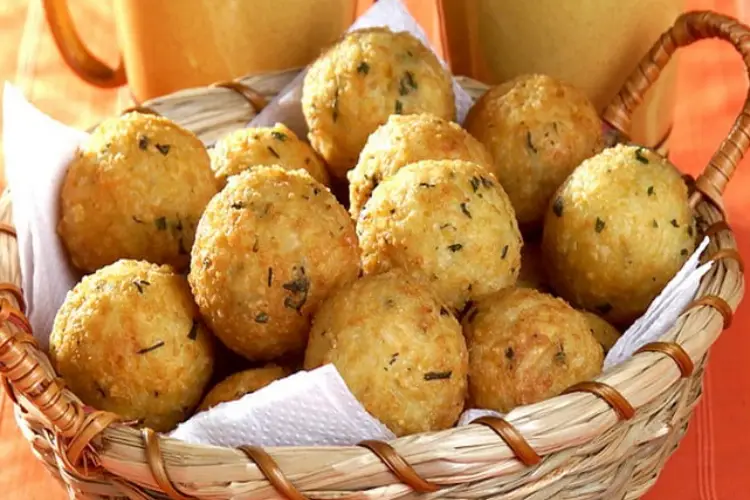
(465, 74), (603, 228)
(348, 114), (496, 219)
(197, 365), (290, 412)
(542, 144), (696, 325)
(302, 27), (455, 179)
(49, 260), (214, 432)
(304, 270), (468, 436)
(210, 123), (330, 188)
(464, 288), (603, 413)
(580, 311), (621, 353)
(517, 242), (549, 291)
(357, 160), (521, 311)
(189, 166), (360, 362)
(58, 112), (218, 272)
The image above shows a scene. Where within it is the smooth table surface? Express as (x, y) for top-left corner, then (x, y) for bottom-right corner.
(0, 0), (748, 498)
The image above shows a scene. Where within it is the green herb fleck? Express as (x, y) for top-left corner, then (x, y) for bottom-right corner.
(526, 131), (537, 153)
(501, 245), (509, 259)
(596, 303), (613, 314)
(595, 217), (606, 233)
(470, 176), (480, 192)
(271, 131), (287, 141)
(231, 201), (246, 210)
(389, 353), (399, 365)
(137, 340), (164, 355)
(399, 71), (418, 95)
(283, 266), (310, 313)
(635, 148), (649, 164)
(267, 267), (273, 287)
(267, 146), (280, 158)
(155, 217), (167, 231)
(652, 219), (659, 228)
(255, 312), (269, 324)
(555, 344), (566, 364)
(480, 176), (493, 188)
(132, 279), (150, 294)
(395, 100), (403, 114)
(419, 182), (435, 188)
(448, 243), (463, 252)
(95, 383), (107, 399)
(670, 219), (679, 228)
(552, 197), (564, 217)
(178, 237), (189, 255)
(687, 225), (694, 237)
(460, 202), (472, 218)
(138, 136), (149, 150)
(423, 371), (452, 381)
(187, 320), (199, 340)
(155, 144), (170, 156)
(681, 248), (689, 256)
(357, 61), (370, 75)
(647, 186), (655, 196)
(505, 347), (514, 360)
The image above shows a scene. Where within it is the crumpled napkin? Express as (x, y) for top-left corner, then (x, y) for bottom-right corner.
(170, 364), (395, 447)
(2, 83), (86, 350)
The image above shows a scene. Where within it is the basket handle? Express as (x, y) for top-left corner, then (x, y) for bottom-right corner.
(603, 10), (750, 215)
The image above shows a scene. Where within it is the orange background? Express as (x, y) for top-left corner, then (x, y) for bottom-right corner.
(0, 0), (748, 498)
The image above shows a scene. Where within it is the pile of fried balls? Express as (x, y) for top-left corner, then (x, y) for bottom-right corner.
(52, 27), (696, 434)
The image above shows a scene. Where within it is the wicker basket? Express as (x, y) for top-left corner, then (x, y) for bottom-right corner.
(0, 10), (746, 500)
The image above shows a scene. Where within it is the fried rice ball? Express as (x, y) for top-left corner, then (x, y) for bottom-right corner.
(517, 242), (549, 291)
(542, 144), (696, 325)
(49, 260), (214, 432)
(302, 27), (455, 179)
(465, 74), (603, 228)
(304, 270), (468, 436)
(348, 114), (496, 219)
(189, 166), (360, 362)
(581, 311), (621, 353)
(357, 160), (522, 311)
(58, 112), (218, 272)
(464, 288), (603, 413)
(210, 123), (330, 188)
(197, 364), (290, 412)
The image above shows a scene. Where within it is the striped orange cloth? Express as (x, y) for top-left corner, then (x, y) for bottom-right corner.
(0, 0), (748, 498)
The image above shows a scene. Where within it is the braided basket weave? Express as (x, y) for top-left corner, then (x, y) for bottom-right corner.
(0, 10), (746, 500)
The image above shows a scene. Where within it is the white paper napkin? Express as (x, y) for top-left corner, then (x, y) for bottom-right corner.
(2, 83), (85, 350)
(249, 0), (474, 139)
(170, 364), (395, 447)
